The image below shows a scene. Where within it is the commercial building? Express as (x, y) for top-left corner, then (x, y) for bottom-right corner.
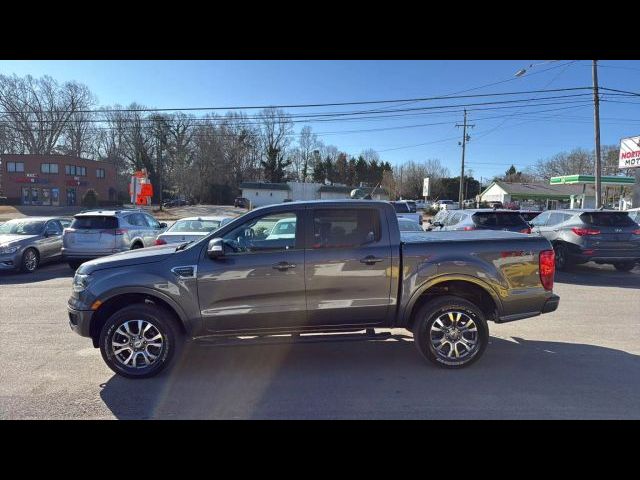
(239, 181), (389, 207)
(0, 154), (117, 206)
(478, 177), (636, 210)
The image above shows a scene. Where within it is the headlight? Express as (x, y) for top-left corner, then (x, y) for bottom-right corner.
(72, 273), (92, 292)
(0, 245), (19, 255)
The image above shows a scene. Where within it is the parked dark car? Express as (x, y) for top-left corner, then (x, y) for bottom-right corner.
(234, 197), (250, 208)
(163, 199), (188, 208)
(0, 217), (69, 273)
(430, 209), (531, 233)
(530, 209), (640, 271)
(68, 200), (559, 378)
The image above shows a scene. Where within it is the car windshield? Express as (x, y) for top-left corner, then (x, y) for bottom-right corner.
(168, 219), (221, 233)
(392, 202), (411, 213)
(0, 219), (45, 235)
(473, 212), (526, 227)
(580, 212), (636, 227)
(71, 216), (119, 229)
(398, 219), (423, 231)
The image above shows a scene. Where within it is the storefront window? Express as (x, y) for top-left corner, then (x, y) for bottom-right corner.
(41, 188), (51, 206)
(51, 188), (60, 207)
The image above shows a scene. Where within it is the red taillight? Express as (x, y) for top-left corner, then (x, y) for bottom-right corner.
(462, 226), (475, 231)
(102, 229), (125, 235)
(539, 250), (555, 291)
(520, 227), (532, 234)
(154, 238), (167, 245)
(571, 227), (600, 236)
(633, 229), (640, 235)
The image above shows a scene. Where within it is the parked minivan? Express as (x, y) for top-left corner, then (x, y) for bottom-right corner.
(62, 209), (167, 269)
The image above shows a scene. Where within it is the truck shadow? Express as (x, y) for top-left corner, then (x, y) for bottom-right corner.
(98, 335), (640, 419)
(0, 262), (73, 285)
(555, 263), (640, 289)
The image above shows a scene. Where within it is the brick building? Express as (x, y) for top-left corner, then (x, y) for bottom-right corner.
(0, 154), (117, 206)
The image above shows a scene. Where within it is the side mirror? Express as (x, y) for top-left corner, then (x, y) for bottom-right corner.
(207, 238), (225, 259)
(432, 222), (443, 228)
(159, 222), (167, 229)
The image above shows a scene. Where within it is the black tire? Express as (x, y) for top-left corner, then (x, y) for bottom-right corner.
(130, 242), (143, 250)
(412, 295), (489, 369)
(20, 248), (39, 273)
(613, 262), (635, 272)
(68, 260), (82, 270)
(99, 303), (182, 379)
(553, 243), (571, 271)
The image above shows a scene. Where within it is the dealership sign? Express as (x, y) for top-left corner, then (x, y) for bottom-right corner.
(619, 135), (640, 168)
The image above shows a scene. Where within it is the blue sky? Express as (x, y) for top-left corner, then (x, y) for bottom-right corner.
(0, 60), (639, 181)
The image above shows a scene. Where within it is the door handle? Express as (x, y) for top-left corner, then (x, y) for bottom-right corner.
(272, 261), (296, 271)
(359, 256), (384, 265)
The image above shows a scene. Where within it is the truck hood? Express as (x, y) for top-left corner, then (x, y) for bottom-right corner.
(78, 245), (178, 274)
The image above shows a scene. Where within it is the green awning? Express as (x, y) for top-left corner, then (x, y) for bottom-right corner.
(550, 175), (635, 186)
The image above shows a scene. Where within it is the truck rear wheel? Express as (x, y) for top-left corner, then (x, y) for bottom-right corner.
(99, 303), (182, 379)
(412, 295), (488, 368)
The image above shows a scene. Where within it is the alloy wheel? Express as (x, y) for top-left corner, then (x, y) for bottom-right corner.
(111, 320), (165, 369)
(429, 311), (479, 361)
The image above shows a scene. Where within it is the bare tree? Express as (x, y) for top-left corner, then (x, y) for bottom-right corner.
(0, 74), (93, 154)
(258, 107), (293, 183)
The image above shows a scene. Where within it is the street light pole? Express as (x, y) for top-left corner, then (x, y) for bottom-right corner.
(592, 60), (602, 208)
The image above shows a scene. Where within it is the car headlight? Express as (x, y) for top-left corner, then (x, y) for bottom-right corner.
(72, 273), (92, 292)
(0, 245), (19, 255)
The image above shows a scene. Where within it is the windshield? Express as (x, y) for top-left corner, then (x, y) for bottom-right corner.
(398, 219), (423, 231)
(168, 219), (221, 233)
(71, 216), (118, 229)
(473, 212), (527, 227)
(392, 202), (411, 213)
(0, 219), (45, 235)
(580, 212), (636, 227)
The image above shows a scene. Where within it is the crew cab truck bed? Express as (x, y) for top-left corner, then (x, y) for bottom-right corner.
(68, 200), (559, 378)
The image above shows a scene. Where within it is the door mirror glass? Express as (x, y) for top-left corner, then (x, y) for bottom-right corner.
(159, 222), (168, 229)
(207, 238), (225, 259)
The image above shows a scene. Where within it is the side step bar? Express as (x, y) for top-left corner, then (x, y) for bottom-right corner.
(193, 329), (412, 348)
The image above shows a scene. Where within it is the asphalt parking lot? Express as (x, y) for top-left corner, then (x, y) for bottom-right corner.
(1, 261), (639, 419)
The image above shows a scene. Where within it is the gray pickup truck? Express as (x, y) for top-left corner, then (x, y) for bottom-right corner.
(68, 200), (559, 378)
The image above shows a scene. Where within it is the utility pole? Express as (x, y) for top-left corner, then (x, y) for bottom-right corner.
(593, 60), (602, 208)
(456, 109), (475, 209)
(157, 122), (164, 211)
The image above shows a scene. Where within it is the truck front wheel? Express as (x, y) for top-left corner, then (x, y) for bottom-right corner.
(99, 304), (182, 379)
(412, 295), (488, 368)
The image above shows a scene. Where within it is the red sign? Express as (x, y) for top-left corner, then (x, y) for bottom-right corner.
(140, 184), (153, 196)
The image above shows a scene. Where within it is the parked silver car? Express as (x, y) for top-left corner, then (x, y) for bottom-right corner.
(530, 209), (640, 271)
(62, 209), (167, 269)
(154, 216), (234, 245)
(0, 217), (70, 273)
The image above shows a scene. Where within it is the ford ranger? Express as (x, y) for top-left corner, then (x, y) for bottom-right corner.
(67, 200), (559, 378)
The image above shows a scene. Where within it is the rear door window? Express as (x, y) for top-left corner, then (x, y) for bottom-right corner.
(392, 202), (410, 213)
(311, 208), (381, 248)
(580, 212), (636, 227)
(71, 216), (118, 229)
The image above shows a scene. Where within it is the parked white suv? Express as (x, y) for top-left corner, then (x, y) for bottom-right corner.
(62, 209), (167, 269)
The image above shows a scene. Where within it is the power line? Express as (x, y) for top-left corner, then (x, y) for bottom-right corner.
(0, 87), (593, 116)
